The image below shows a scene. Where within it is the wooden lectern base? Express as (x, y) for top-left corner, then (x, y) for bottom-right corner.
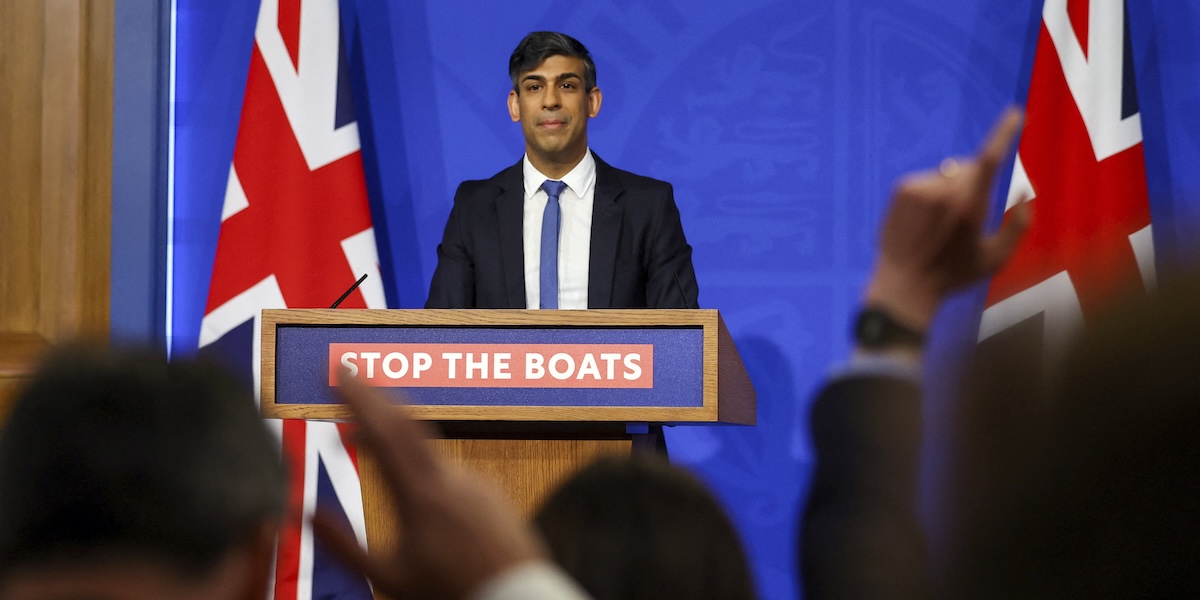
(263, 309), (754, 600)
(359, 432), (636, 597)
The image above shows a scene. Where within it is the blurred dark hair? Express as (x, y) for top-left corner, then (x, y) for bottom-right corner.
(534, 455), (756, 600)
(947, 275), (1200, 599)
(509, 31), (596, 92)
(0, 343), (286, 579)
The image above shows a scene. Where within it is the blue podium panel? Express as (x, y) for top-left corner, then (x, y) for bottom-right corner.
(261, 309), (749, 423)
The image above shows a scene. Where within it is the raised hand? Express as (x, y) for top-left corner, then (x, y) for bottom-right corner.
(310, 375), (546, 600)
(866, 108), (1030, 330)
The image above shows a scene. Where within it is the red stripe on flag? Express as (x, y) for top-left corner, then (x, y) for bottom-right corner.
(1067, 0), (1090, 58)
(278, 0), (302, 71)
(275, 419), (308, 600)
(335, 423), (360, 471)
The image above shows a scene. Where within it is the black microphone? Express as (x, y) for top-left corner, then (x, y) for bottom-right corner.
(672, 271), (697, 309)
(330, 273), (369, 309)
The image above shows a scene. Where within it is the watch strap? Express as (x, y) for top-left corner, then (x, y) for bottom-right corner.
(854, 307), (926, 350)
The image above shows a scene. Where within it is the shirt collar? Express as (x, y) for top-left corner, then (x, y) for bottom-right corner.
(522, 149), (596, 201)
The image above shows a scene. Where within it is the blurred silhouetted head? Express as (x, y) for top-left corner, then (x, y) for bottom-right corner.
(0, 343), (285, 599)
(950, 275), (1200, 599)
(534, 455), (757, 600)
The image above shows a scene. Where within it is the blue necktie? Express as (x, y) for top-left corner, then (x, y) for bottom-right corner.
(540, 180), (567, 309)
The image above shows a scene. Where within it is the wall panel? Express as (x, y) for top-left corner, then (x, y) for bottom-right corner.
(0, 0), (112, 412)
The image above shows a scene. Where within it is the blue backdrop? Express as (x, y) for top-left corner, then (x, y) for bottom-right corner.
(155, 1), (1200, 598)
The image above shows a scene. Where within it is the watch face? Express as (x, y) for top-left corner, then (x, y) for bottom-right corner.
(856, 309), (924, 349)
(861, 313), (885, 341)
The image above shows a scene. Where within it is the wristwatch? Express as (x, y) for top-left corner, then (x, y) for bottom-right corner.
(854, 307), (926, 350)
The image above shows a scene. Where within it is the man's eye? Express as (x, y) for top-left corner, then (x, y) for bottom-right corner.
(528, 84), (541, 92)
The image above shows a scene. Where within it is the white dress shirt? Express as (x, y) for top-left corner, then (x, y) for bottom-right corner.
(522, 150), (596, 309)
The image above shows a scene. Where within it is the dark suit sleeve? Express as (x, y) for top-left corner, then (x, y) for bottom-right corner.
(644, 183), (700, 308)
(799, 375), (933, 600)
(425, 184), (476, 308)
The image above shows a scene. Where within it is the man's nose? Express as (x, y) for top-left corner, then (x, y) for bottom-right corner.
(542, 86), (561, 110)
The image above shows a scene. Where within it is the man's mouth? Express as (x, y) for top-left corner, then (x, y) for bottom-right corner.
(539, 118), (566, 129)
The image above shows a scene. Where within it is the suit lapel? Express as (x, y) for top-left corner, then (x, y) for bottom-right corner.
(589, 156), (624, 308)
(495, 161), (527, 308)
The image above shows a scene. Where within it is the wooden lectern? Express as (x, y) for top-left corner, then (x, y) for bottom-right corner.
(260, 308), (755, 578)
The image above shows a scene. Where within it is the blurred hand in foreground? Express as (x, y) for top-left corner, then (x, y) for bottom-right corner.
(311, 375), (546, 600)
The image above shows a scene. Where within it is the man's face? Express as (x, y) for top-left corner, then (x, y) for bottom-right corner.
(508, 55), (602, 166)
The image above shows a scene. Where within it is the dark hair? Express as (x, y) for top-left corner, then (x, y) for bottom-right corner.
(534, 455), (756, 600)
(946, 276), (1200, 599)
(0, 343), (286, 579)
(509, 31), (597, 92)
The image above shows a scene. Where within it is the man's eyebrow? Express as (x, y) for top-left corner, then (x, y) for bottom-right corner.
(521, 72), (582, 84)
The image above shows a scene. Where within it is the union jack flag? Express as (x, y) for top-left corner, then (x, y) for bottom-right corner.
(980, 0), (1153, 356)
(199, 0), (382, 598)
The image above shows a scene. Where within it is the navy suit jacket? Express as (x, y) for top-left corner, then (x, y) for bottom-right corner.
(425, 155), (699, 309)
(800, 375), (933, 599)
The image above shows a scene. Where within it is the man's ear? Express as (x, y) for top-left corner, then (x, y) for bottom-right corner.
(587, 87), (602, 118)
(508, 90), (521, 122)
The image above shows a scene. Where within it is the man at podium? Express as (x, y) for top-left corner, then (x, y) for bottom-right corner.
(426, 31), (700, 310)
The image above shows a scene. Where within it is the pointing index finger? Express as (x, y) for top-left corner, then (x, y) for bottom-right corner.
(975, 107), (1024, 182)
